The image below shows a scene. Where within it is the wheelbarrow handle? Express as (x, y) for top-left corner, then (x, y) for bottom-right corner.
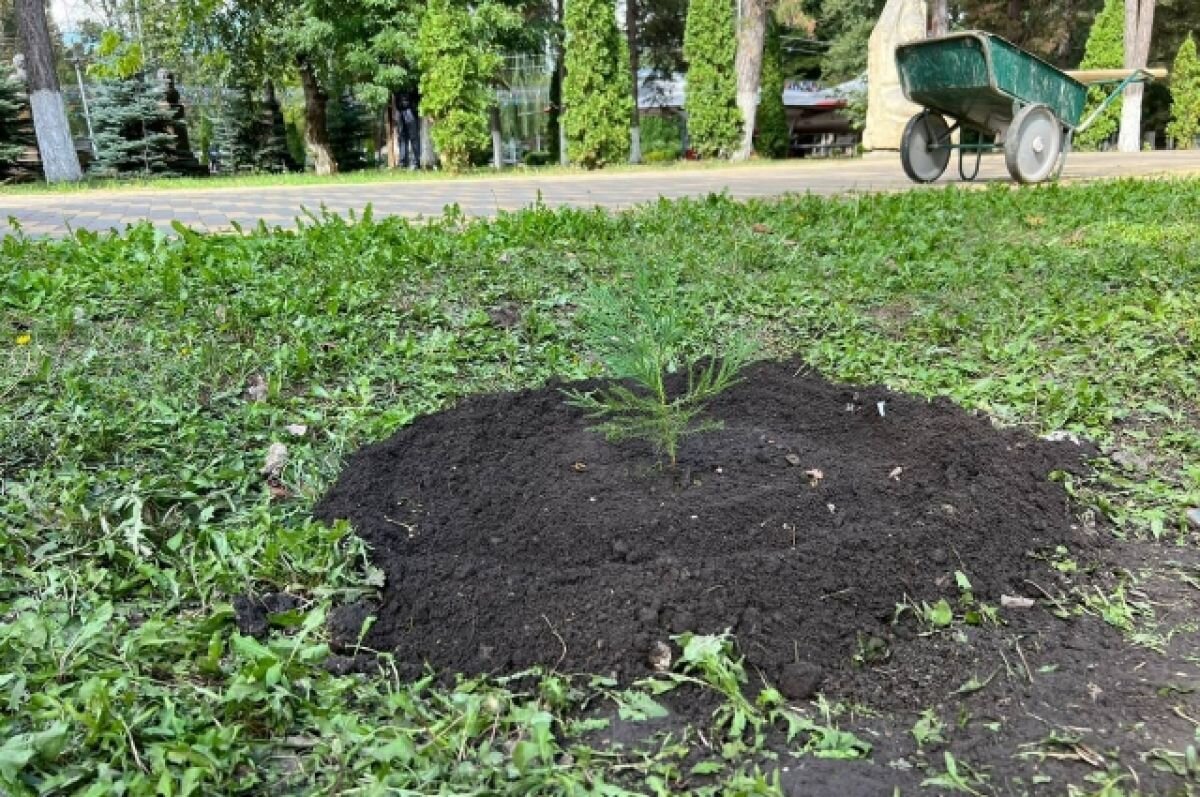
(1065, 67), (1168, 85)
(1074, 68), (1166, 134)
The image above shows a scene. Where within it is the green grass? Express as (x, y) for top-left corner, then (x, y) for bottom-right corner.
(3, 181), (1200, 794)
(0, 157), (805, 197)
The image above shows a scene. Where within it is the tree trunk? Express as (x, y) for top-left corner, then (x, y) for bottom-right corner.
(15, 0), (82, 182)
(929, 0), (948, 36)
(297, 57), (338, 175)
(732, 0), (768, 161)
(627, 0), (642, 164)
(419, 116), (436, 168)
(387, 93), (399, 169)
(1118, 0), (1156, 153)
(549, 0), (566, 165)
(490, 105), (503, 169)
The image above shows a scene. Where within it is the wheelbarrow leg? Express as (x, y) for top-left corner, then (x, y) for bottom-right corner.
(1052, 127), (1074, 182)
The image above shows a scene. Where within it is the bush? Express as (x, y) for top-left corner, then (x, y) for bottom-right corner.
(643, 148), (678, 163)
(562, 0), (631, 168)
(523, 150), (553, 166)
(683, 0), (741, 158)
(1168, 34), (1200, 149)
(418, 0), (497, 171)
(0, 69), (33, 178)
(1075, 0), (1123, 151)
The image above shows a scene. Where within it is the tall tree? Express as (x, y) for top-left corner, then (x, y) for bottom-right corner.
(732, 0), (769, 160)
(1118, 0), (1156, 151)
(15, 0), (82, 182)
(1167, 33), (1200, 148)
(627, 0), (642, 163)
(756, 18), (789, 158)
(563, 0), (631, 167)
(683, 0), (740, 157)
(1076, 0), (1125, 150)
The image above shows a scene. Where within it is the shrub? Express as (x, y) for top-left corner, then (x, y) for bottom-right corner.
(563, 264), (755, 467)
(523, 150), (553, 166)
(643, 148), (678, 163)
(0, 69), (32, 178)
(683, 0), (741, 158)
(1168, 34), (1200, 149)
(1075, 0), (1124, 151)
(418, 0), (497, 171)
(562, 0), (631, 168)
(756, 20), (790, 159)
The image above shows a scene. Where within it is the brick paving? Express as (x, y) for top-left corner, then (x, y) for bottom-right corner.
(2, 150), (1199, 237)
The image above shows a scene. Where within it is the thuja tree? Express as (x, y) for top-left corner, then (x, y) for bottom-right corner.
(417, 0), (498, 171)
(563, 0), (631, 167)
(756, 19), (789, 158)
(1075, 0), (1123, 150)
(683, 0), (741, 157)
(89, 78), (179, 176)
(1167, 34), (1200, 149)
(0, 70), (33, 178)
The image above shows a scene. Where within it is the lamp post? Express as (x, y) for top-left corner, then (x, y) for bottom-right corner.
(68, 47), (97, 156)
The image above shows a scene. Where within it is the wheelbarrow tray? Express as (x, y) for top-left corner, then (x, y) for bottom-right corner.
(896, 31), (1088, 135)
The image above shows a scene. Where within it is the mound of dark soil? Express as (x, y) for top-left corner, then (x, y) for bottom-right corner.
(315, 360), (1094, 694)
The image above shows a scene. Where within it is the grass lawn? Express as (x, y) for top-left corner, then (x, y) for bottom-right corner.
(0, 157), (809, 197)
(3, 181), (1200, 795)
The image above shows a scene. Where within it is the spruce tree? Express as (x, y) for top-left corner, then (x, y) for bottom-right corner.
(213, 88), (260, 173)
(417, 0), (496, 171)
(756, 19), (790, 159)
(89, 77), (179, 176)
(683, 0), (741, 157)
(258, 82), (298, 172)
(1167, 34), (1200, 149)
(327, 89), (373, 172)
(1075, 0), (1124, 150)
(0, 70), (33, 178)
(562, 0), (631, 168)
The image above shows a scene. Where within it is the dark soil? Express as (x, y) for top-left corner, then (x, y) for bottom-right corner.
(308, 360), (1200, 794)
(314, 360), (1095, 693)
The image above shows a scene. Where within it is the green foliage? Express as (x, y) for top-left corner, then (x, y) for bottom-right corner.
(1168, 35), (1200, 149)
(257, 83), (298, 172)
(523, 150), (553, 166)
(88, 78), (180, 177)
(641, 115), (684, 158)
(1076, 0), (1125, 150)
(0, 69), (32, 175)
(683, 0), (741, 157)
(814, 0), (882, 82)
(327, 89), (373, 172)
(756, 20), (790, 158)
(417, 0), (504, 171)
(563, 264), (754, 466)
(562, 0), (631, 168)
(87, 30), (146, 81)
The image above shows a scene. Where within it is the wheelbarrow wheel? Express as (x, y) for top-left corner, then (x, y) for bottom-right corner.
(901, 112), (951, 183)
(1004, 104), (1064, 184)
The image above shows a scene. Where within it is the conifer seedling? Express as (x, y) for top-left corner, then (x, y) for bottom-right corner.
(564, 266), (754, 467)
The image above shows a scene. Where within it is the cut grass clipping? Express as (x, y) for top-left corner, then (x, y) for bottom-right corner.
(563, 264), (755, 466)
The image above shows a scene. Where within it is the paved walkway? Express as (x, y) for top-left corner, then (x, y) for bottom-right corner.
(3, 150), (1200, 237)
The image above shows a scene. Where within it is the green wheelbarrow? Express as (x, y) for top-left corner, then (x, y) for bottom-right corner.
(894, 31), (1165, 184)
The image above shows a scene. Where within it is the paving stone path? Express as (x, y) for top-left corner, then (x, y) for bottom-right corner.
(3, 150), (1199, 237)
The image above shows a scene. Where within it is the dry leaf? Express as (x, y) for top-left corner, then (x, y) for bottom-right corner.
(246, 374), (268, 403)
(286, 424), (308, 437)
(262, 443), (288, 478)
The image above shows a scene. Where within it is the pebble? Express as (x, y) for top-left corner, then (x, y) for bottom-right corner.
(1187, 508), (1200, 530)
